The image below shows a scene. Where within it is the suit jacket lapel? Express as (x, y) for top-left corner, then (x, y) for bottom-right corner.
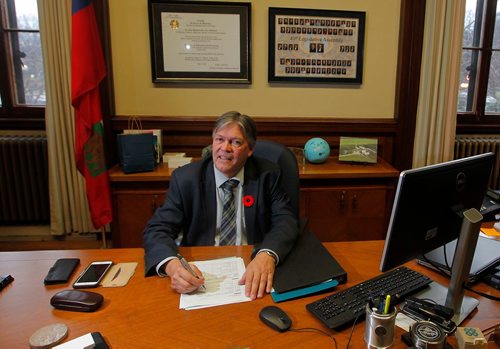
(201, 160), (217, 244)
(243, 159), (259, 244)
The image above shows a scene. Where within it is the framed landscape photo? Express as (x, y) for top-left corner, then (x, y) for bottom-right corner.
(268, 7), (365, 84)
(339, 137), (378, 163)
(148, 0), (251, 83)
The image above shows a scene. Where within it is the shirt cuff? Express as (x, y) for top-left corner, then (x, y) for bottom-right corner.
(156, 256), (178, 277)
(257, 249), (279, 265)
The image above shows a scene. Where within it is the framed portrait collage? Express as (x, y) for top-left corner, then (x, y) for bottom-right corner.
(148, 1), (366, 84)
(268, 7), (365, 84)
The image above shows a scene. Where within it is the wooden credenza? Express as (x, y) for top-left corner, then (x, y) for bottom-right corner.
(109, 157), (399, 247)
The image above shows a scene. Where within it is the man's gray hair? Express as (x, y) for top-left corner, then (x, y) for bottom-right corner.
(212, 111), (257, 149)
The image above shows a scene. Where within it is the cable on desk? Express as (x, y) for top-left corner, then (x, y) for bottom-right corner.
(463, 284), (500, 301)
(290, 327), (337, 348)
(345, 313), (359, 348)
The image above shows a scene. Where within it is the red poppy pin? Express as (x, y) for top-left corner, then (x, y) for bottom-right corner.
(243, 195), (254, 207)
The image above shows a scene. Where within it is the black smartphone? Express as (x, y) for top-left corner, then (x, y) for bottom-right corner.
(72, 261), (113, 289)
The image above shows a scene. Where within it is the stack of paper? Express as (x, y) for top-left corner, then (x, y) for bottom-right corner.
(162, 152), (192, 168)
(179, 257), (251, 310)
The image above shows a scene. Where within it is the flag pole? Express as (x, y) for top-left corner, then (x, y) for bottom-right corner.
(100, 227), (107, 249)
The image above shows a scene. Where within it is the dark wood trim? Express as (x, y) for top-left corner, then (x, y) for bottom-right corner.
(457, 0), (500, 130)
(456, 121), (500, 133)
(93, 0), (116, 168)
(393, 0), (426, 171)
(112, 116), (398, 133)
(473, 0), (496, 117)
(94, 0), (115, 118)
(0, 0), (45, 130)
(0, 117), (45, 130)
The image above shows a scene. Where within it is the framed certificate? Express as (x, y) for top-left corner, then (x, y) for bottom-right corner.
(268, 7), (365, 84)
(148, 0), (251, 83)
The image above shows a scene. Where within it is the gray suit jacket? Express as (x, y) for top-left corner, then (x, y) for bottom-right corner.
(143, 155), (299, 276)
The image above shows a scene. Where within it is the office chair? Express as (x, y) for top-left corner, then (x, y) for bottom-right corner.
(202, 140), (300, 219)
(252, 140), (300, 219)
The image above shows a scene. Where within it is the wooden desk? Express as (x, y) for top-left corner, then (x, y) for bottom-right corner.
(109, 157), (399, 247)
(1, 241), (498, 348)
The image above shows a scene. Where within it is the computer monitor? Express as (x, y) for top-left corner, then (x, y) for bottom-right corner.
(380, 152), (494, 324)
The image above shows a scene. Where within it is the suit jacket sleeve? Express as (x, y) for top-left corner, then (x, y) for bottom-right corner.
(143, 169), (186, 276)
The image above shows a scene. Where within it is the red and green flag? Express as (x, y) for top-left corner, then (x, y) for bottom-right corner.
(71, 0), (112, 229)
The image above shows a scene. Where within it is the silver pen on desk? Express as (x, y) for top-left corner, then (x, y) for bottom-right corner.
(177, 254), (206, 291)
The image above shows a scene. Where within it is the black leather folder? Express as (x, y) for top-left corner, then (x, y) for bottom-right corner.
(272, 229), (347, 294)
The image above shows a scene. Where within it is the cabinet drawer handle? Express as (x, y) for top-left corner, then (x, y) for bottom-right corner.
(340, 191), (346, 209)
(352, 194), (358, 210)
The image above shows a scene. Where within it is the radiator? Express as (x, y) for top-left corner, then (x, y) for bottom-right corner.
(454, 135), (500, 190)
(0, 136), (50, 224)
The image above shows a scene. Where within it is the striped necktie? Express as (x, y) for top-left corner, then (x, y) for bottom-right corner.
(219, 179), (239, 246)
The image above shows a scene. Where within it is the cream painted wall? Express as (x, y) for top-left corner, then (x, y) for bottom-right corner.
(109, 0), (400, 118)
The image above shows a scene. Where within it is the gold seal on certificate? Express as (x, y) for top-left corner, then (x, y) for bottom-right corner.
(170, 19), (179, 30)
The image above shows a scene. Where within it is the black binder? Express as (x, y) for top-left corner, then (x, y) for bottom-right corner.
(272, 230), (347, 294)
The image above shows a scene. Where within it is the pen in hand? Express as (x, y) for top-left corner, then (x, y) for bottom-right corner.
(177, 254), (206, 291)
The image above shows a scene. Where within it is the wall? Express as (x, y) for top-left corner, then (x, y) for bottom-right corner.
(109, 0), (401, 118)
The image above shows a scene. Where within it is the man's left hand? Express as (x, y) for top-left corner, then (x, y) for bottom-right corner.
(239, 252), (275, 300)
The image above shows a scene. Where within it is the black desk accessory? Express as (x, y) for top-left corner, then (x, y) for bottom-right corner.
(481, 188), (500, 221)
(0, 274), (14, 291)
(44, 258), (80, 285)
(259, 306), (292, 332)
(402, 321), (451, 349)
(401, 297), (456, 334)
(51, 289), (104, 312)
(482, 264), (500, 289)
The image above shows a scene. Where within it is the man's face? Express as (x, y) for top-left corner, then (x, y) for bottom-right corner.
(212, 123), (253, 178)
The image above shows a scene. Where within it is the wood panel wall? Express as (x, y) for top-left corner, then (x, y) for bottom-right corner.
(111, 116), (398, 162)
(98, 0), (426, 172)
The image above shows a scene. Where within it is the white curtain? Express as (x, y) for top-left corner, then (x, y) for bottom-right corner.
(413, 0), (466, 168)
(38, 0), (97, 235)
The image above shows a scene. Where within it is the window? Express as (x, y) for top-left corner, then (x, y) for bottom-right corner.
(0, 0), (45, 129)
(458, 0), (500, 128)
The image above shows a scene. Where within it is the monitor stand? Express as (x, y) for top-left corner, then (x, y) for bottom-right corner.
(413, 208), (483, 325)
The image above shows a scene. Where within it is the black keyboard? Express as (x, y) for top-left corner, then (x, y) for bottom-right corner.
(306, 266), (433, 329)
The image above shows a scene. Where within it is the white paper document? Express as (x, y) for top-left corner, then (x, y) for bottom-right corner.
(179, 257), (251, 310)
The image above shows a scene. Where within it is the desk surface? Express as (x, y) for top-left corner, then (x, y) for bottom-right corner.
(1, 241), (498, 348)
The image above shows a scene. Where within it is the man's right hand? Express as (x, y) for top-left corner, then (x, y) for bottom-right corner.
(164, 258), (205, 294)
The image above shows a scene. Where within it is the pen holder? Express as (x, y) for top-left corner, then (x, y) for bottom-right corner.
(364, 303), (397, 349)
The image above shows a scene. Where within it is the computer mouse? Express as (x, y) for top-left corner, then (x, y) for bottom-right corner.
(259, 305), (292, 332)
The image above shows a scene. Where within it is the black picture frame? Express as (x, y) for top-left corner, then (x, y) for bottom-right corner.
(148, 0), (251, 83)
(268, 7), (365, 84)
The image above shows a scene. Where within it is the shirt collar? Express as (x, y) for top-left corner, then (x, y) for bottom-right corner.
(213, 165), (244, 188)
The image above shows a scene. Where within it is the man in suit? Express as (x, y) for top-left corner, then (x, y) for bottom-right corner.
(144, 111), (299, 300)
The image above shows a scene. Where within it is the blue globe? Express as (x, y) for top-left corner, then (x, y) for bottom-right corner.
(304, 138), (330, 163)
